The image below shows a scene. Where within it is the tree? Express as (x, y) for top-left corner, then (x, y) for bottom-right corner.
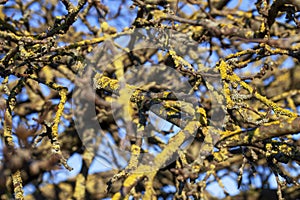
(0, 0), (300, 199)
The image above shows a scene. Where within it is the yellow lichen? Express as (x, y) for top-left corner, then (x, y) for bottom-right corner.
(73, 173), (86, 199)
(123, 173), (144, 188)
(213, 148), (229, 162)
(52, 88), (67, 139)
(279, 144), (292, 156)
(111, 192), (122, 200)
(12, 170), (24, 200)
(152, 10), (167, 21)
